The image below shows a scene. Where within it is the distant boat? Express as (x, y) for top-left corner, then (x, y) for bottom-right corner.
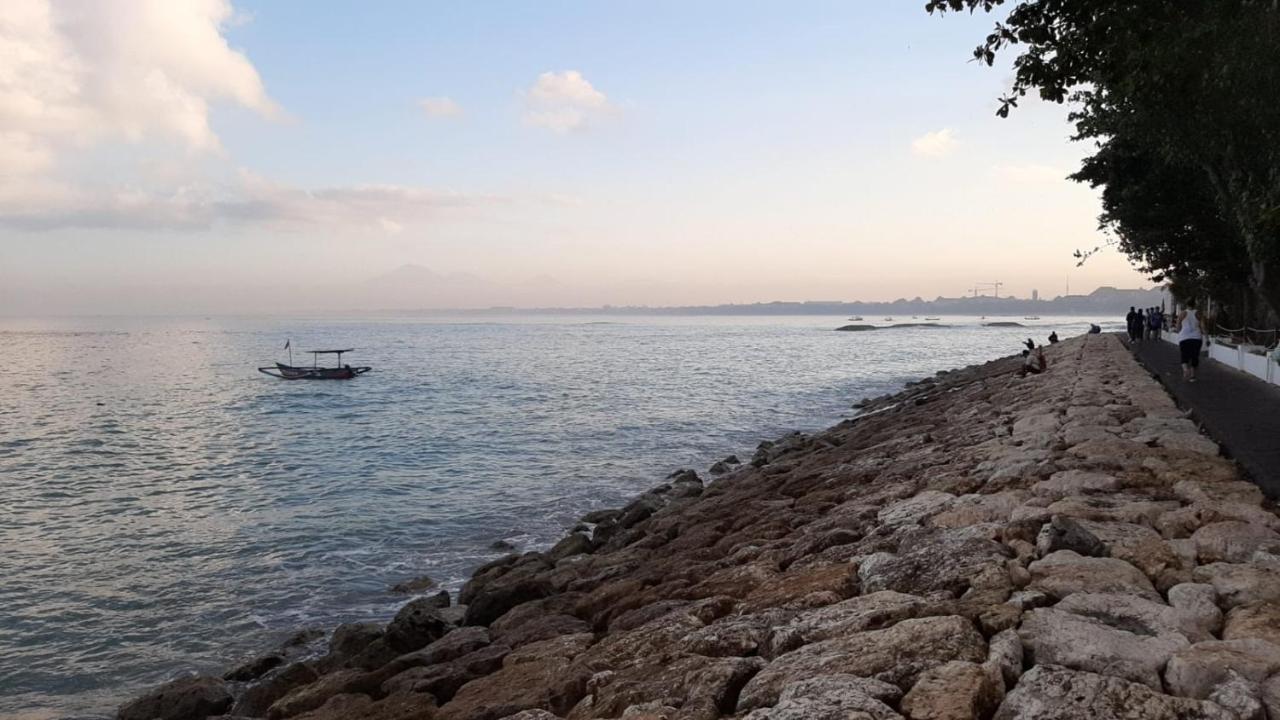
(848, 316), (864, 321)
(912, 315), (918, 319)
(1024, 316), (1041, 320)
(924, 316), (940, 321)
(259, 349), (371, 380)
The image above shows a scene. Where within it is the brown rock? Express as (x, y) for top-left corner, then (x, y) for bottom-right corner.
(117, 675), (232, 720)
(1164, 638), (1280, 700)
(993, 664), (1234, 719)
(231, 662), (321, 717)
(438, 657), (591, 720)
(1027, 550), (1159, 601)
(386, 599), (454, 653)
(900, 660), (1003, 720)
(1222, 603), (1280, 646)
(737, 615), (987, 711)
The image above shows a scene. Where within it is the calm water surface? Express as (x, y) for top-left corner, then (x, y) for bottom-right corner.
(0, 314), (1109, 718)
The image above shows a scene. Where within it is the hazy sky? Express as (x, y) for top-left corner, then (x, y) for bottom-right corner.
(0, 0), (1150, 312)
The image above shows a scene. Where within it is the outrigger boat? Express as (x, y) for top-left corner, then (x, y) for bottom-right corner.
(259, 349), (371, 380)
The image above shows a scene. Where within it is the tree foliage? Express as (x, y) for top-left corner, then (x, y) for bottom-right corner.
(927, 0), (1280, 319)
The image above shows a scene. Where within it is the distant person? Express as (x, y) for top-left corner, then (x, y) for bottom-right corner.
(1024, 338), (1035, 351)
(1176, 301), (1206, 382)
(1048, 331), (1059, 344)
(1126, 306), (1139, 341)
(1018, 346), (1047, 377)
(1148, 308), (1163, 341)
(1134, 308), (1146, 343)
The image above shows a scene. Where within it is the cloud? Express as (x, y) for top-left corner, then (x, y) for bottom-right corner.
(0, 169), (501, 232)
(992, 163), (1067, 184)
(522, 70), (614, 133)
(419, 96), (462, 118)
(911, 129), (957, 158)
(0, 0), (283, 229)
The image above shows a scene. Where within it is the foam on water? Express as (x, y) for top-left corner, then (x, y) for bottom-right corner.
(0, 313), (1106, 717)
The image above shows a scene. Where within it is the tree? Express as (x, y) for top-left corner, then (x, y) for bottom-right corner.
(926, 1), (1280, 317)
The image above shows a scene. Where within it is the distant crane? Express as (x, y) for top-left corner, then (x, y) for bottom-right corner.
(971, 281), (1004, 298)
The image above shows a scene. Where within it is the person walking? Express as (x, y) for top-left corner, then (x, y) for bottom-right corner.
(1176, 300), (1206, 382)
(1134, 308), (1146, 344)
(1126, 306), (1139, 342)
(1149, 307), (1162, 341)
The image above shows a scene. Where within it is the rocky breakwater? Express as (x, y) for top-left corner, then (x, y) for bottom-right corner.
(120, 333), (1280, 720)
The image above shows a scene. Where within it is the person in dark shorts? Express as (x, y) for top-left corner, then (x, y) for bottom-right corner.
(1176, 301), (1206, 382)
(1126, 307), (1139, 341)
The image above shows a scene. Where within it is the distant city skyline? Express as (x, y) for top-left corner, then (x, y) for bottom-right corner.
(0, 1), (1148, 313)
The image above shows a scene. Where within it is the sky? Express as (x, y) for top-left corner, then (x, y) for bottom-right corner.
(0, 0), (1151, 313)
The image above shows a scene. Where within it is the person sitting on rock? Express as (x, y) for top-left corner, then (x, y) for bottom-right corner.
(1024, 338), (1035, 351)
(1048, 331), (1059, 344)
(1018, 347), (1047, 377)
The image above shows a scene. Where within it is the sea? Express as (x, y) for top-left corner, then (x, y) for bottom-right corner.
(0, 313), (1115, 718)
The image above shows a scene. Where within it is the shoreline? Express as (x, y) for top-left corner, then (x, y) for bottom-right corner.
(119, 333), (1280, 720)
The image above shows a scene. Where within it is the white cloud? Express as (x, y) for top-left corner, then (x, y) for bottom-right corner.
(911, 128), (957, 158)
(522, 70), (613, 133)
(992, 163), (1067, 184)
(419, 96), (461, 118)
(0, 0), (283, 229)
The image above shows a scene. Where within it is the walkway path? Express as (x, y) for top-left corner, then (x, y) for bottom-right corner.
(1131, 335), (1280, 498)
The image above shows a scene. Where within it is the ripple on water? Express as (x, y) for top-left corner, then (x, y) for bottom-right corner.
(0, 314), (1099, 718)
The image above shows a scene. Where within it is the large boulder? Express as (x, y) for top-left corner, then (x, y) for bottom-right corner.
(1191, 522), (1280, 564)
(1027, 550), (1159, 601)
(1222, 603), (1280, 646)
(437, 657), (591, 720)
(386, 599), (453, 653)
(899, 661), (1003, 720)
(1164, 639), (1280, 700)
(992, 665), (1234, 720)
(231, 662), (321, 717)
(1017, 607), (1189, 689)
(742, 674), (903, 720)
(737, 615), (987, 711)
(1192, 563), (1280, 609)
(117, 675), (232, 720)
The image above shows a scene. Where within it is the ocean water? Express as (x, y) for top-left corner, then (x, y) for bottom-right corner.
(0, 313), (1110, 718)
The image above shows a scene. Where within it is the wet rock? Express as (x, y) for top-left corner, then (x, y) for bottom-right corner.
(1262, 676), (1280, 720)
(547, 533), (594, 563)
(224, 651), (285, 683)
(117, 675), (232, 720)
(390, 575), (437, 594)
(267, 670), (381, 719)
(992, 663), (1234, 719)
(579, 509), (621, 525)
(399, 626), (491, 667)
(737, 615), (987, 711)
(324, 623), (383, 665)
(497, 711), (561, 720)
(464, 577), (555, 627)
(386, 599), (453, 653)
(231, 662), (321, 717)
(1027, 550), (1159, 601)
(900, 660), (1003, 720)
(1164, 638), (1280, 700)
(288, 691), (437, 720)
(1018, 606), (1189, 689)
(1191, 521), (1280, 564)
(491, 540), (517, 552)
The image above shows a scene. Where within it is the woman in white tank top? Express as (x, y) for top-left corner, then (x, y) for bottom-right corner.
(1176, 302), (1205, 382)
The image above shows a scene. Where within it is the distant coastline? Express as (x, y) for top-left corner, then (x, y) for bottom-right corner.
(376, 285), (1168, 318)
